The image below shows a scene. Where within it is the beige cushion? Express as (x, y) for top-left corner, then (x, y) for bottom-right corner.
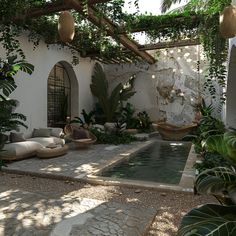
(27, 137), (65, 147)
(0, 141), (43, 160)
(32, 128), (52, 137)
(50, 128), (64, 138)
(10, 132), (26, 143)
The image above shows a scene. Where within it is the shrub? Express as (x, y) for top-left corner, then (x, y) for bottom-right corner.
(90, 128), (137, 145)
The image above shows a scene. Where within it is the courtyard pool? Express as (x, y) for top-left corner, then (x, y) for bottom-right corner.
(100, 141), (192, 184)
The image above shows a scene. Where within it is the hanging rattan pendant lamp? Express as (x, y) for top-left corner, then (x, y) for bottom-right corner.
(219, 5), (236, 39)
(58, 11), (75, 43)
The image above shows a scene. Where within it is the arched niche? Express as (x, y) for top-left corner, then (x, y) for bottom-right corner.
(226, 45), (236, 128)
(47, 61), (79, 127)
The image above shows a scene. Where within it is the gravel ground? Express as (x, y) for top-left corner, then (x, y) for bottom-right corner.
(0, 172), (216, 236)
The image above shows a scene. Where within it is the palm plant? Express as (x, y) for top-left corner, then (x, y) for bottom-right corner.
(90, 64), (136, 122)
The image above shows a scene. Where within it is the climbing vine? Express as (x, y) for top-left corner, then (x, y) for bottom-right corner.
(0, 0), (232, 103)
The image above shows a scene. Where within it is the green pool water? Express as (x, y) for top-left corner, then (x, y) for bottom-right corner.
(101, 141), (192, 184)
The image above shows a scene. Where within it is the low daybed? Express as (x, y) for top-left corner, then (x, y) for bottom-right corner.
(0, 128), (65, 161)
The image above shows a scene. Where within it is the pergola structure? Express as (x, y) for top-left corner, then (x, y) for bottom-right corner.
(14, 0), (201, 64)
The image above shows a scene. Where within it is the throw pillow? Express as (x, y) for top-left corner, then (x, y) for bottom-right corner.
(73, 128), (89, 139)
(50, 128), (63, 138)
(32, 128), (52, 137)
(10, 132), (26, 143)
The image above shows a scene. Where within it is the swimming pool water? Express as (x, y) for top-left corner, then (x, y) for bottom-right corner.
(101, 141), (192, 184)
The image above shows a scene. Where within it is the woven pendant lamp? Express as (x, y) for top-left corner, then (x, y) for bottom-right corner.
(219, 5), (236, 39)
(58, 11), (75, 43)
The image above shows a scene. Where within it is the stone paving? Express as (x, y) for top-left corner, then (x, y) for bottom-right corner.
(0, 185), (156, 236)
(3, 142), (151, 180)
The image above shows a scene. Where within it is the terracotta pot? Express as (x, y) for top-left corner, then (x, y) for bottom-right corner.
(58, 11), (75, 43)
(219, 5), (236, 39)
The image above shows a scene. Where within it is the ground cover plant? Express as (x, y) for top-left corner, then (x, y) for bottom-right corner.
(90, 127), (137, 145)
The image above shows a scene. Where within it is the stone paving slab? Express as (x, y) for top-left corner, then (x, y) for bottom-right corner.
(0, 186), (156, 236)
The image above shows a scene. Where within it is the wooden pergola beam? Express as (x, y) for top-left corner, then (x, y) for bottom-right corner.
(67, 0), (156, 64)
(16, 0), (112, 20)
(138, 39), (200, 51)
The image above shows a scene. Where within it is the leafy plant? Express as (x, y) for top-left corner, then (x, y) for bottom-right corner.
(0, 55), (34, 169)
(120, 103), (139, 129)
(70, 109), (95, 128)
(204, 132), (236, 165)
(136, 111), (152, 132)
(192, 102), (225, 154)
(178, 204), (236, 236)
(90, 64), (136, 122)
(90, 127), (136, 145)
(194, 152), (230, 173)
(178, 131), (236, 236)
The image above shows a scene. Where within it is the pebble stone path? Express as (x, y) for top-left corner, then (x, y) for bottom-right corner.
(0, 186), (156, 236)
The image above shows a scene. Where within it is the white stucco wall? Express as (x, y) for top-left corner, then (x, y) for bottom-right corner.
(0, 34), (95, 131)
(104, 45), (205, 124)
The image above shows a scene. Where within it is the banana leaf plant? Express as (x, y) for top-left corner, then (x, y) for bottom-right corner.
(177, 131), (236, 236)
(0, 55), (34, 169)
(90, 64), (136, 122)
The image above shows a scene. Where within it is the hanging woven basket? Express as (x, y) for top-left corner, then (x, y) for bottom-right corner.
(219, 5), (236, 39)
(58, 11), (75, 43)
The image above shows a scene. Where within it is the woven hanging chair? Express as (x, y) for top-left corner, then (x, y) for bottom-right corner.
(64, 124), (97, 148)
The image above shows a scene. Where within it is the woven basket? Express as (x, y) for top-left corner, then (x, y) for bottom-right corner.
(220, 5), (236, 39)
(58, 11), (75, 43)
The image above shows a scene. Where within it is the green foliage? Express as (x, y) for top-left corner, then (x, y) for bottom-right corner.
(90, 128), (137, 145)
(136, 111), (152, 132)
(0, 55), (34, 168)
(192, 105), (225, 154)
(179, 129), (236, 235)
(120, 103), (139, 129)
(130, 0), (230, 105)
(194, 152), (230, 173)
(177, 204), (236, 236)
(195, 167), (236, 204)
(70, 109), (95, 128)
(90, 64), (136, 122)
(204, 132), (236, 166)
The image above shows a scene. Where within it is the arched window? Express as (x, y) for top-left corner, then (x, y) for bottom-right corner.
(47, 63), (71, 127)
